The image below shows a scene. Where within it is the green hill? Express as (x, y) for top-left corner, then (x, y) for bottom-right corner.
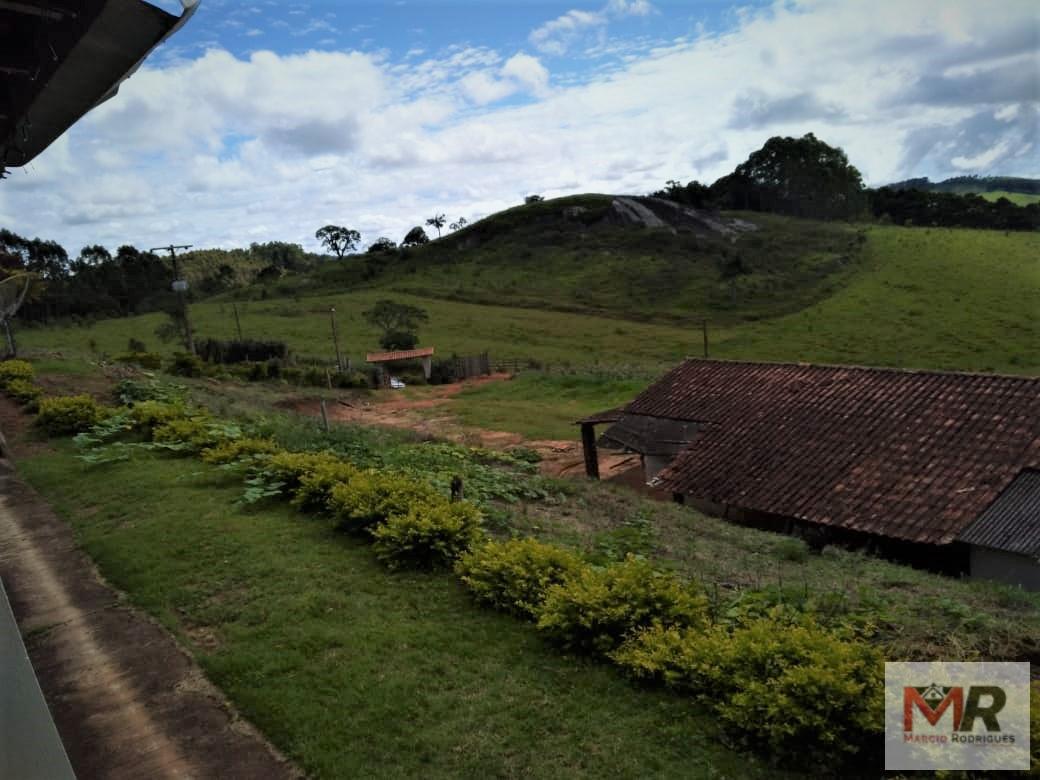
(21, 218), (1039, 378)
(252, 195), (868, 327)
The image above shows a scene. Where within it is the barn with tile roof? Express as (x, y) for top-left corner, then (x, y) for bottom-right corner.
(578, 359), (1040, 588)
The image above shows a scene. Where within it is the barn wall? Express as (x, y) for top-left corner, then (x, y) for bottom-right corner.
(969, 547), (1040, 592)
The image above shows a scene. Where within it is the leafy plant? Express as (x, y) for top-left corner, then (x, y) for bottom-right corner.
(201, 437), (281, 465)
(152, 417), (241, 454)
(536, 555), (708, 655)
(371, 500), (484, 570)
(591, 510), (655, 564)
(35, 395), (106, 436)
(456, 537), (584, 618)
(114, 378), (186, 406)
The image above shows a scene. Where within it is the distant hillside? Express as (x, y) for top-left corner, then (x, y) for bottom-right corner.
(886, 175), (1040, 198)
(272, 194), (868, 326)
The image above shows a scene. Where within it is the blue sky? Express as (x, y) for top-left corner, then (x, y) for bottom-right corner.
(1, 0), (1037, 253)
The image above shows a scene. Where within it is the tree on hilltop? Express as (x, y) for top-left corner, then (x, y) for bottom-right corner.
(402, 226), (429, 246)
(315, 225), (360, 259)
(712, 133), (866, 220)
(425, 214), (446, 238)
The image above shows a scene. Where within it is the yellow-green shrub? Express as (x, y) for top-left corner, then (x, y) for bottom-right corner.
(455, 537), (584, 618)
(153, 417), (235, 453)
(371, 501), (484, 569)
(201, 437), (280, 465)
(5, 378), (42, 409)
(535, 555), (708, 654)
(328, 471), (442, 531)
(128, 400), (189, 436)
(255, 451), (341, 495)
(0, 359), (34, 389)
(292, 460), (359, 513)
(612, 615), (883, 766)
(35, 395), (105, 436)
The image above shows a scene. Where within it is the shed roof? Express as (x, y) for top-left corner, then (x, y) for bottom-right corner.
(2, 0), (198, 170)
(958, 470), (1040, 558)
(629, 359), (1040, 546)
(366, 347), (435, 363)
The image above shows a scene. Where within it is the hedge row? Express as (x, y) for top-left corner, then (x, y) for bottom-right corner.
(24, 372), (1000, 771)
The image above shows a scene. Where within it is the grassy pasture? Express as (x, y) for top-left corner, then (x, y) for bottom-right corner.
(979, 190), (1040, 206)
(17, 222), (1039, 443)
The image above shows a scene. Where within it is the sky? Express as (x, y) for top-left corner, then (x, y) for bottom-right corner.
(1, 0), (1037, 254)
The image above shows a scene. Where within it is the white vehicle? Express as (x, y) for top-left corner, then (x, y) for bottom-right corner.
(389, 377), (406, 390)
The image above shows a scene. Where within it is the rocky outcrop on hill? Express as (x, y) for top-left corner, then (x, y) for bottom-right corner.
(605, 196), (757, 238)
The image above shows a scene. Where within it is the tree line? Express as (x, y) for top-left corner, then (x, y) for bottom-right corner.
(652, 133), (1040, 230)
(0, 231), (321, 324)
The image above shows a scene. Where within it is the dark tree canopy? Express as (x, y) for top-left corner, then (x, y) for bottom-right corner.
(651, 179), (712, 208)
(402, 226), (429, 246)
(315, 225), (360, 259)
(367, 237), (397, 253)
(363, 299), (429, 347)
(712, 133), (866, 219)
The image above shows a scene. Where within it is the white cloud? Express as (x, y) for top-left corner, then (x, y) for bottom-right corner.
(529, 0), (655, 55)
(1, 0), (1037, 255)
(501, 53), (550, 96)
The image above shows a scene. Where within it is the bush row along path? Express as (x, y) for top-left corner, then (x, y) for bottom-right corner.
(0, 399), (298, 780)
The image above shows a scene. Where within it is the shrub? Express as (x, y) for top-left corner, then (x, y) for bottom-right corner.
(371, 501), (484, 569)
(456, 537), (584, 618)
(328, 471), (442, 531)
(35, 395), (106, 436)
(535, 555), (708, 654)
(5, 378), (42, 409)
(196, 338), (289, 365)
(253, 450), (342, 496)
(153, 417), (239, 453)
(292, 459), (359, 513)
(168, 352), (204, 377)
(0, 359), (34, 388)
(201, 437), (280, 465)
(128, 400), (189, 436)
(113, 352), (163, 369)
(612, 616), (884, 766)
(774, 537), (810, 563)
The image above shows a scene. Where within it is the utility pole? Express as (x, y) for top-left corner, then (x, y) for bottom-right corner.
(702, 319), (709, 359)
(232, 302), (244, 340)
(151, 244), (195, 354)
(329, 306), (343, 372)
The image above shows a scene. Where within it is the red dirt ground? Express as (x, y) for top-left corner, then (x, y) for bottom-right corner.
(283, 374), (641, 480)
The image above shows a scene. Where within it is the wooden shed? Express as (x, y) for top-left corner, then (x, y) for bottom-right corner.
(365, 347), (435, 386)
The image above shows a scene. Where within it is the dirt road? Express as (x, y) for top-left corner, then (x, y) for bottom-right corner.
(285, 374), (641, 479)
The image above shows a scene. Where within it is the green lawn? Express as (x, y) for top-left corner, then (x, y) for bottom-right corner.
(19, 448), (776, 780)
(452, 373), (654, 440)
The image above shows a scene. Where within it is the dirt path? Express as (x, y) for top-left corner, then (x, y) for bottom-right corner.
(285, 374), (640, 479)
(0, 406), (297, 779)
